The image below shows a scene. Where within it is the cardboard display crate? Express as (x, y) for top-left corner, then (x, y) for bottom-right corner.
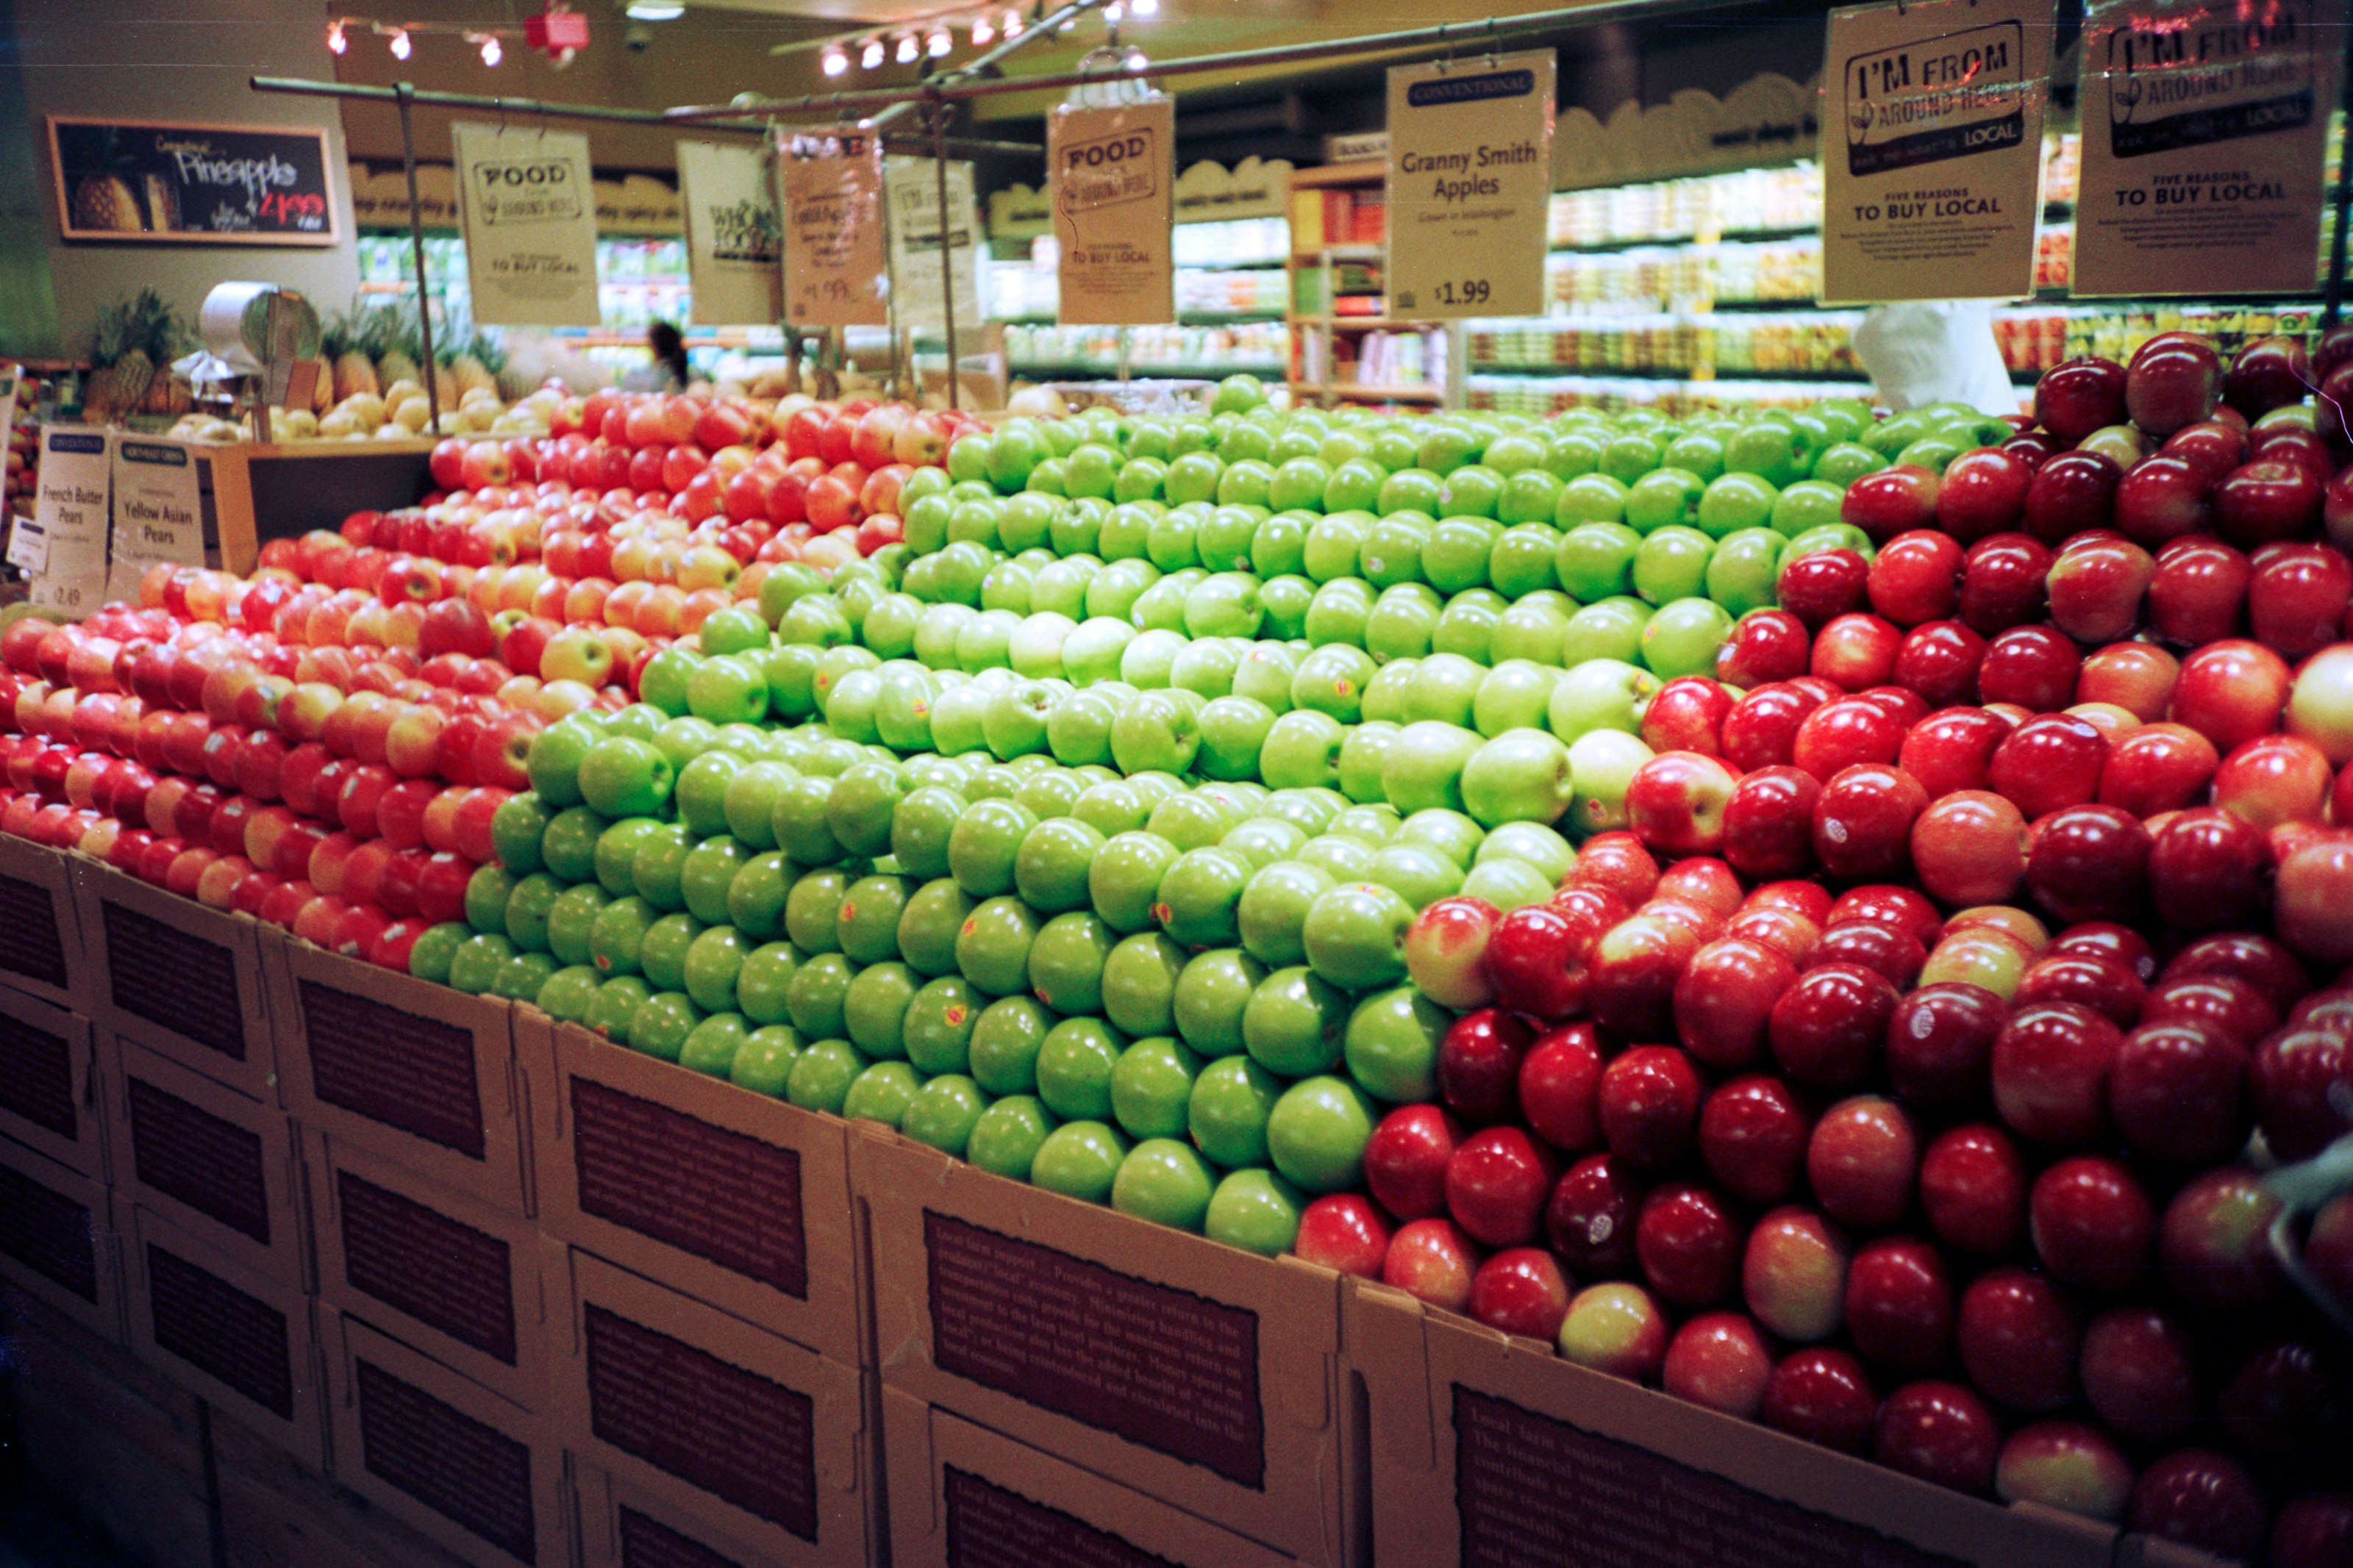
(1345, 1281), (2121, 1568)
(268, 931), (532, 1218)
(322, 1310), (570, 1568)
(304, 1126), (560, 1414)
(0, 980), (103, 1176)
(526, 1012), (862, 1366)
(122, 1198), (328, 1472)
(0, 830), (88, 1010)
(71, 856), (276, 1101)
(551, 1246), (878, 1568)
(884, 1390), (1306, 1568)
(102, 1031), (309, 1290)
(0, 1133), (123, 1341)
(573, 1461), (792, 1568)
(851, 1124), (1349, 1568)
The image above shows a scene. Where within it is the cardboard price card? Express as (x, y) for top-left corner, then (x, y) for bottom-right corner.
(677, 140), (782, 327)
(1821, 0), (2054, 302)
(2072, 0), (2343, 296)
(1385, 50), (1556, 319)
(1049, 96), (1177, 326)
(451, 121), (601, 327)
(107, 437), (203, 605)
(887, 157), (981, 337)
(780, 129), (888, 329)
(24, 427), (110, 616)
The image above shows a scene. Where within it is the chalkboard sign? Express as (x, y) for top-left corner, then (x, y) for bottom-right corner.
(49, 118), (339, 246)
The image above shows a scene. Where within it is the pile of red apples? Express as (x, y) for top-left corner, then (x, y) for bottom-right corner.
(0, 395), (951, 961)
(1321, 332), (2353, 1564)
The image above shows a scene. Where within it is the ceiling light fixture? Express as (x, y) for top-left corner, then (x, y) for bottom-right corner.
(926, 25), (951, 56)
(386, 25), (411, 57)
(476, 31), (502, 62)
(860, 35), (885, 67)
(895, 32), (918, 61)
(326, 19), (348, 52)
(821, 43), (848, 74)
(1124, 46), (1146, 68)
(1131, 0), (1157, 14)
(1104, 1), (1122, 21)
(1002, 8), (1021, 35)
(971, 15), (993, 45)
(624, 0), (686, 18)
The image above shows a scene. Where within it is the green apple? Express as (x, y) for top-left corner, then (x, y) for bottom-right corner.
(545, 884), (610, 967)
(896, 879), (975, 977)
(1291, 644), (1376, 724)
(1169, 639), (1244, 699)
(1151, 848), (1248, 949)
(679, 1014), (750, 1079)
(1071, 779), (1150, 837)
(1432, 593), (1502, 665)
(842, 1061), (922, 1128)
(956, 896), (1040, 996)
(1170, 948), (1265, 1059)
(1461, 856), (1556, 912)
(1361, 660), (1420, 724)
(901, 976), (979, 1075)
(1477, 821), (1576, 882)
(1548, 658), (1658, 741)
(1188, 1056), (1279, 1168)
(1235, 860), (1336, 968)
(1254, 709), (1343, 791)
(1089, 831), (1181, 933)
(1110, 1140), (1215, 1231)
(1471, 661), (1560, 737)
(1229, 643), (1300, 712)
(584, 975), (653, 1038)
(490, 952), (558, 1003)
(1557, 471), (1630, 526)
(1640, 595), (1735, 679)
(1380, 721), (1481, 815)
(1022, 911), (1112, 1016)
(1302, 579), (1372, 649)
(536, 807), (604, 888)
(501, 872), (563, 955)
(486, 789), (554, 878)
(718, 762), (791, 851)
(1336, 722), (1398, 805)
(1006, 817), (1096, 915)
(1185, 573), (1263, 640)
(968, 995), (1053, 1096)
(785, 1038), (868, 1114)
(1265, 1075), (1374, 1193)
(1363, 584), (1442, 663)
(673, 836), (746, 926)
(1567, 728), (1654, 835)
(1398, 807), (1482, 869)
(1343, 984), (1449, 1102)
(626, 991), (703, 1061)
(901, 1075), (990, 1157)
(785, 951), (855, 1039)
(1191, 696), (1274, 782)
(1366, 842), (1463, 908)
(1258, 574), (1314, 640)
(1405, 654), (1484, 727)
(946, 798), (1036, 898)
(682, 926), (749, 1014)
(1110, 690), (1201, 777)
(576, 737), (674, 820)
(1204, 1167), (1303, 1256)
(1301, 882), (1415, 991)
(1489, 523), (1564, 599)
(1109, 1037), (1201, 1140)
(965, 1095), (1057, 1179)
(535, 964), (603, 1024)
(735, 941), (801, 1026)
(638, 648), (703, 717)
(1491, 598), (1569, 667)
(887, 787), (966, 883)
(1220, 818), (1307, 872)
(843, 961), (919, 1059)
(726, 1025), (802, 1097)
(1100, 931), (1187, 1039)
(1029, 1121), (1129, 1205)
(1461, 728), (1576, 828)
(782, 867), (849, 954)
(1061, 617), (1135, 687)
(1241, 965), (1349, 1077)
(1625, 467), (1704, 533)
(1697, 470), (1779, 539)
(1036, 1017), (1125, 1120)
(1705, 526), (1784, 617)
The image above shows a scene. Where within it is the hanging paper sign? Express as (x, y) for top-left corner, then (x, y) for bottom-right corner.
(886, 157), (981, 336)
(106, 437), (204, 605)
(780, 129), (889, 329)
(1384, 50), (1555, 320)
(2071, 0), (2342, 297)
(19, 427), (110, 615)
(1050, 96), (1177, 326)
(451, 121), (601, 326)
(676, 141), (782, 326)
(1820, 0), (2053, 303)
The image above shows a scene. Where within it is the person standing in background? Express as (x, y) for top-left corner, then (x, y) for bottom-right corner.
(624, 321), (690, 392)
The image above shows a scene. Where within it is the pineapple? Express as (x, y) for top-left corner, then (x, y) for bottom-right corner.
(82, 295), (153, 423)
(71, 173), (145, 232)
(321, 308), (380, 405)
(442, 342), (496, 402)
(372, 299), (423, 390)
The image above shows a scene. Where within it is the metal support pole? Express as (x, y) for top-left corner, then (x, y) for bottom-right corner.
(933, 102), (960, 410)
(395, 83), (443, 432)
(2326, 23), (2353, 326)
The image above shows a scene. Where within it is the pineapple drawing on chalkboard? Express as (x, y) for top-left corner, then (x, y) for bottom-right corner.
(66, 125), (149, 232)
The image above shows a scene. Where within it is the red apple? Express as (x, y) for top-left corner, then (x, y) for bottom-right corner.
(1363, 1103), (1463, 1221)
(1379, 1217), (1478, 1312)
(1995, 1422), (2133, 1522)
(1875, 1381), (1999, 1495)
(1760, 1347), (1877, 1455)
(1466, 1247), (1571, 1341)
(2080, 1305), (2202, 1445)
(1697, 1073), (1811, 1206)
(1845, 1238), (1954, 1378)
(1545, 1153), (1643, 1278)
(1663, 1312), (1774, 1419)
(1445, 1125), (1560, 1247)
(1293, 1194), (1391, 1280)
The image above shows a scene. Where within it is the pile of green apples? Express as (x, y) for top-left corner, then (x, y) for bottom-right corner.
(460, 376), (2007, 1253)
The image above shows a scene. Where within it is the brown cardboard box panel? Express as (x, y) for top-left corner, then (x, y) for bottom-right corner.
(0, 831), (88, 1009)
(210, 1408), (484, 1568)
(853, 1123), (1346, 1568)
(0, 981), (103, 1176)
(1346, 1281), (2118, 1568)
(526, 1012), (861, 1366)
(573, 1462), (785, 1568)
(268, 931), (530, 1218)
(122, 1199), (326, 1472)
(102, 1031), (308, 1290)
(71, 856), (275, 1100)
(304, 1125), (558, 1414)
(551, 1245), (876, 1568)
(323, 1310), (569, 1568)
(884, 1389), (1304, 1568)
(0, 1134), (122, 1341)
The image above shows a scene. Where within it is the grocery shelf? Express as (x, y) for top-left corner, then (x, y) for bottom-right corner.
(990, 310), (1284, 327)
(1469, 362), (1871, 384)
(1320, 382), (1446, 401)
(1007, 361), (1285, 379)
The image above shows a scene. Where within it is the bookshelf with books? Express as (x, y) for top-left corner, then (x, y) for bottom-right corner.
(1285, 161), (1458, 409)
